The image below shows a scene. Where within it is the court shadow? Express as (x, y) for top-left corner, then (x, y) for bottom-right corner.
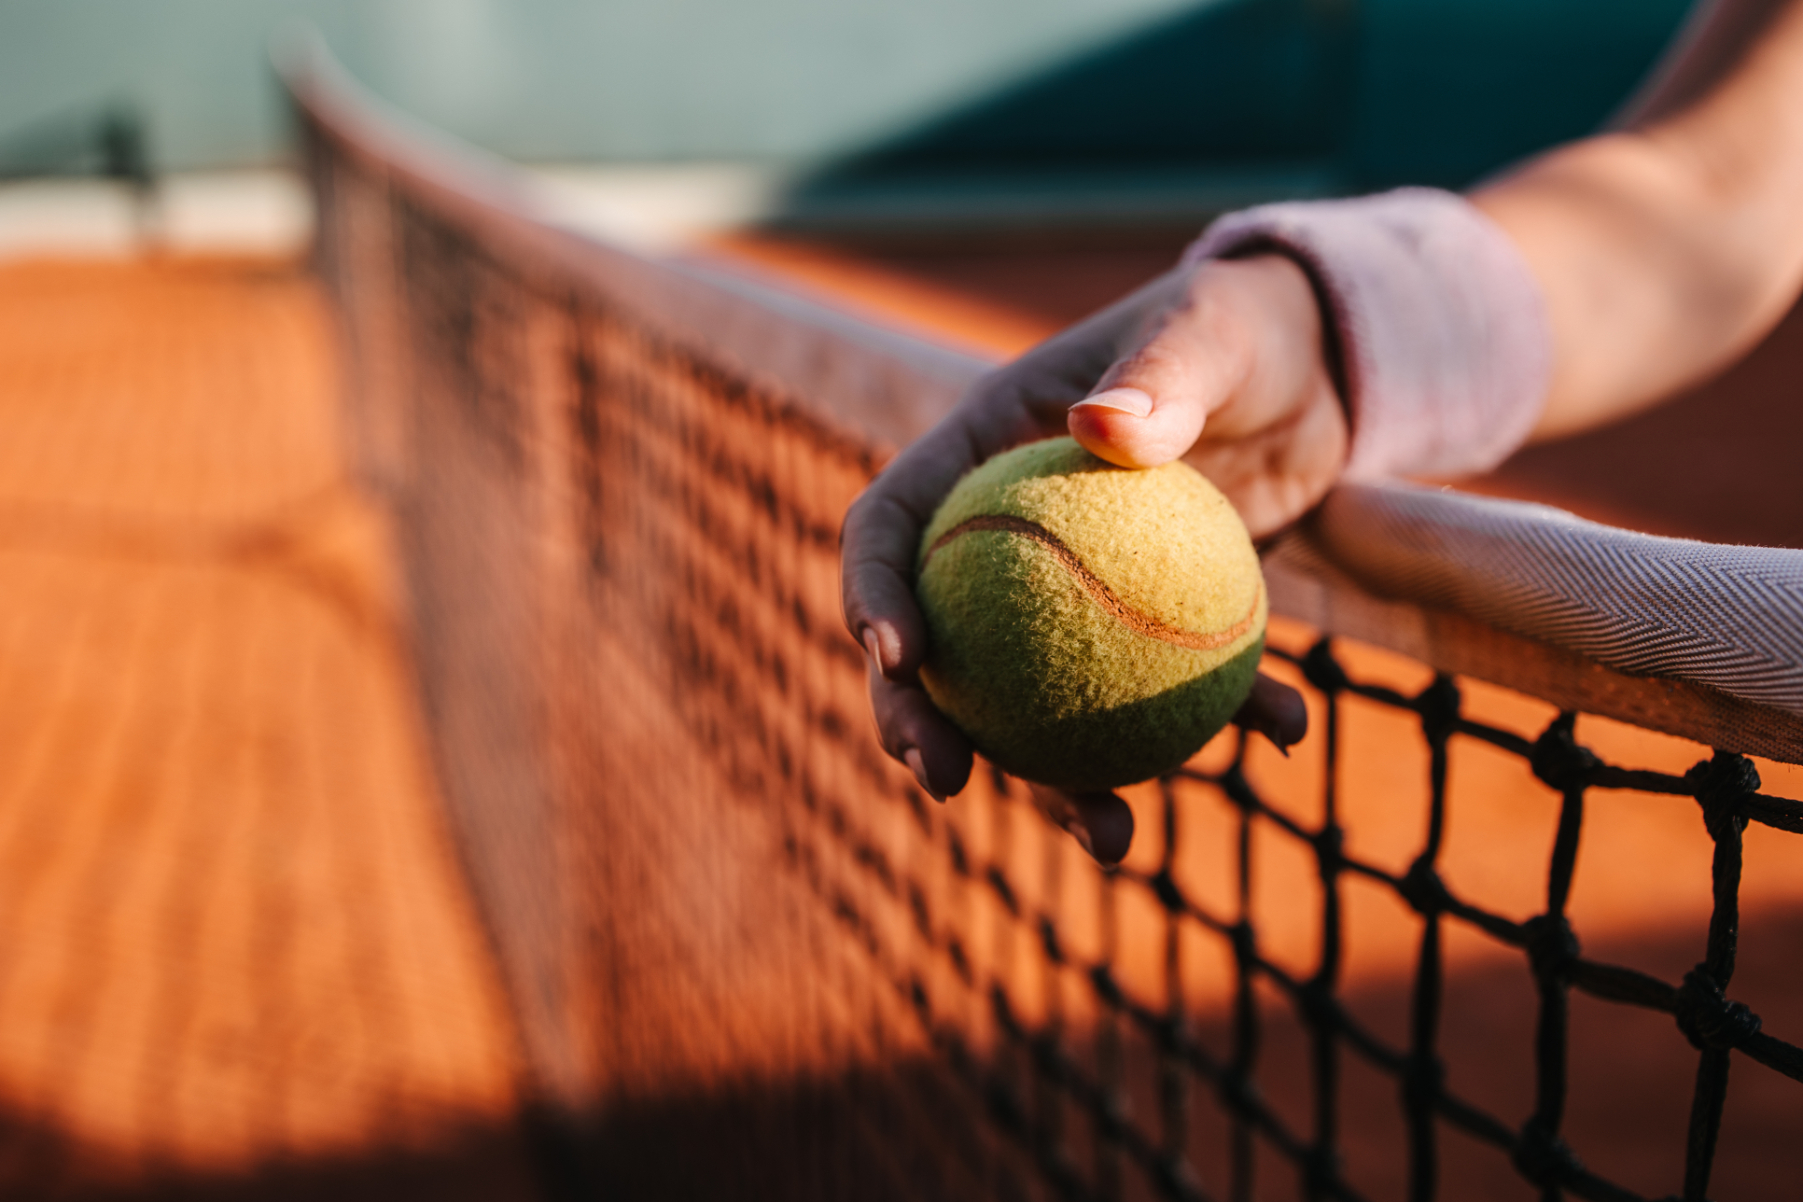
(551, 903), (1803, 1202)
(0, 1111), (554, 1202)
(18, 893), (1792, 1202)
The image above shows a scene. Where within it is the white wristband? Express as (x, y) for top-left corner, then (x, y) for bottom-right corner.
(1184, 187), (1552, 483)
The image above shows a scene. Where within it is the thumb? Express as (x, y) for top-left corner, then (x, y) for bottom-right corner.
(1066, 272), (1247, 468)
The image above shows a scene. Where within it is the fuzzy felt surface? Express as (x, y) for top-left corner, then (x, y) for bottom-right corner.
(916, 437), (1266, 790)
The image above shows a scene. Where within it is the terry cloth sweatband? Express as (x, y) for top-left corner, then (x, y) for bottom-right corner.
(1183, 187), (1552, 483)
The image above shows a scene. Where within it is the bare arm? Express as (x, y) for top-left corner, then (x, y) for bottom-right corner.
(1475, 0), (1803, 439)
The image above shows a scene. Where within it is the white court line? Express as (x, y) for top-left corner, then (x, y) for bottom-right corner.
(0, 171), (314, 260)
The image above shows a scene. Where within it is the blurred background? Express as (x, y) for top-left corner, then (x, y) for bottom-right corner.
(2, 0), (1691, 249)
(6, 2), (1803, 1200)
(0, 0), (1691, 175)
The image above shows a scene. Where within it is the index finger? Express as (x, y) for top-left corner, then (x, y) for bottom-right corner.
(841, 383), (1035, 678)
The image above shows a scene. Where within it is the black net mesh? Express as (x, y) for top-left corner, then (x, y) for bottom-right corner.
(301, 95), (1803, 1202)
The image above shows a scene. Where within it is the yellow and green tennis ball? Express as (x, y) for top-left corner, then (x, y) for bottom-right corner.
(915, 436), (1266, 792)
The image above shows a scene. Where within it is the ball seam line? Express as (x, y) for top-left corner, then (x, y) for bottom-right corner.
(922, 514), (1263, 652)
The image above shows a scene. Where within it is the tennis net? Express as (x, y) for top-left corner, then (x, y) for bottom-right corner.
(287, 38), (1803, 1202)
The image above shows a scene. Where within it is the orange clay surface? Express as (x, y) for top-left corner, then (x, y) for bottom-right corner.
(4, 241), (1801, 1202)
(0, 257), (536, 1200)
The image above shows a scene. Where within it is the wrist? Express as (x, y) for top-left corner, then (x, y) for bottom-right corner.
(1185, 188), (1552, 482)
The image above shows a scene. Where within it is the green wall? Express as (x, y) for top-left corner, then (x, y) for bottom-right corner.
(0, 0), (1692, 189)
(0, 0), (1219, 169)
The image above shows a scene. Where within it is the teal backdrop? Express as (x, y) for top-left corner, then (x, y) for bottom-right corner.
(0, 0), (1692, 189)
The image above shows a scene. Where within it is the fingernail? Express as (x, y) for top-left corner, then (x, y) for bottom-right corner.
(904, 748), (945, 802)
(1072, 387), (1153, 418)
(1062, 818), (1094, 857)
(862, 627), (885, 677)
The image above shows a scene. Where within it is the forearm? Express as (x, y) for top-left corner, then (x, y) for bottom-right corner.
(1471, 0), (1803, 440)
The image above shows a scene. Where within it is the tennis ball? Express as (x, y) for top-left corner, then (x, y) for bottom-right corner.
(915, 436), (1265, 792)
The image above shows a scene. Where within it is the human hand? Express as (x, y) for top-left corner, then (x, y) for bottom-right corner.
(841, 254), (1344, 863)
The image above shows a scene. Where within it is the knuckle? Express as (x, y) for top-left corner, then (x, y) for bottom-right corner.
(1119, 339), (1186, 376)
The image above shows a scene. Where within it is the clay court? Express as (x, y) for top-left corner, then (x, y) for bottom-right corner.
(0, 239), (1800, 1200)
(0, 256), (541, 1198)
